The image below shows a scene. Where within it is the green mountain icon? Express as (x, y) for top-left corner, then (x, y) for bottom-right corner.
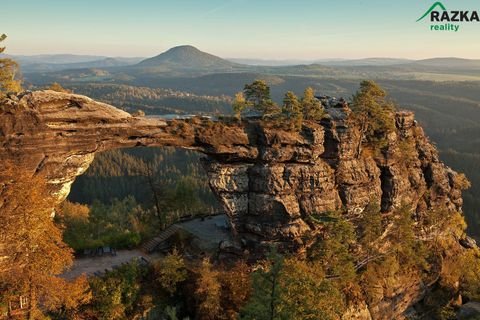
(416, 2), (447, 22)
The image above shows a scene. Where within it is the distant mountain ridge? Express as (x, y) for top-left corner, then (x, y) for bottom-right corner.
(19, 58), (138, 73)
(16, 45), (480, 81)
(411, 57), (480, 68)
(1, 54), (145, 73)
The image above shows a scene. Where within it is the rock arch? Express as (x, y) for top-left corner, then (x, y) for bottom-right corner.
(0, 91), (463, 251)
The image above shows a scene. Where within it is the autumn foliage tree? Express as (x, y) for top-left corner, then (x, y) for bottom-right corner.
(195, 258), (222, 319)
(0, 163), (91, 319)
(154, 248), (188, 296)
(232, 91), (247, 119)
(217, 261), (251, 319)
(0, 34), (22, 98)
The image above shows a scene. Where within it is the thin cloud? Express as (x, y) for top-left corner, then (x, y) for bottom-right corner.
(202, 0), (248, 18)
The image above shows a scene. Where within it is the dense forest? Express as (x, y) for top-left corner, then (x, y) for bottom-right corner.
(65, 147), (220, 250)
(40, 83), (233, 115)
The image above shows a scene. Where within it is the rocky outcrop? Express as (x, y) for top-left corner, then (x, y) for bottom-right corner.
(0, 90), (464, 246)
(0, 91), (467, 319)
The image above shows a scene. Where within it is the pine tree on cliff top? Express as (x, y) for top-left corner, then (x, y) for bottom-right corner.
(301, 87), (325, 121)
(351, 80), (396, 150)
(243, 80), (280, 117)
(0, 34), (22, 99)
(282, 91), (303, 130)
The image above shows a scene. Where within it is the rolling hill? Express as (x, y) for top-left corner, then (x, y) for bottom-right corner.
(134, 45), (243, 73)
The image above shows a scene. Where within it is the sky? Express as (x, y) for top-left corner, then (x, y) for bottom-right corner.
(2, 0), (480, 59)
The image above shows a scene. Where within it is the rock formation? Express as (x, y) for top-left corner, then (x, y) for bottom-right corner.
(0, 90), (468, 319)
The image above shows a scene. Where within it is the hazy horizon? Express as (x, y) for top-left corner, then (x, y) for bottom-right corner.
(3, 0), (480, 60)
(5, 47), (479, 62)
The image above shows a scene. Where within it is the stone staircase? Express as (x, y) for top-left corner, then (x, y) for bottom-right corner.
(141, 225), (181, 253)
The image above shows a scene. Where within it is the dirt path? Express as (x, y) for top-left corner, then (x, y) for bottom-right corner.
(62, 249), (149, 280)
(62, 215), (230, 280)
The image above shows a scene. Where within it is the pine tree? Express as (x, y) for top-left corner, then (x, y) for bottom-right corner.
(0, 34), (22, 98)
(243, 80), (280, 117)
(357, 201), (383, 267)
(308, 212), (356, 284)
(240, 250), (284, 320)
(351, 80), (396, 150)
(301, 87), (324, 121)
(241, 252), (346, 320)
(390, 205), (428, 271)
(282, 91), (303, 131)
(278, 258), (345, 320)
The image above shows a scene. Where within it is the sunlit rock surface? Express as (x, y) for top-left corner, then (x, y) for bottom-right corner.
(0, 90), (467, 320)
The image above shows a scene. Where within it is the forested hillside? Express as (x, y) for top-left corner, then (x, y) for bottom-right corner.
(66, 83), (232, 115)
(69, 147), (219, 214)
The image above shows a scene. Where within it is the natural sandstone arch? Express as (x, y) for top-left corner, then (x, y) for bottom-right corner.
(0, 91), (464, 251)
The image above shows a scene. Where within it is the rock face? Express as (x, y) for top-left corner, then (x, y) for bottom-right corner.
(0, 91), (466, 319)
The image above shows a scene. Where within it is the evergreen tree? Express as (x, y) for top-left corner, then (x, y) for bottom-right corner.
(308, 212), (356, 285)
(357, 201), (383, 267)
(351, 80), (396, 150)
(0, 34), (22, 98)
(241, 250), (284, 320)
(301, 87), (324, 121)
(390, 205), (428, 271)
(282, 91), (303, 130)
(278, 258), (345, 320)
(243, 80), (280, 117)
(242, 252), (346, 320)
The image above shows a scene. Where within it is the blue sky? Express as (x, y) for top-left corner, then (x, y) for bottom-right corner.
(2, 0), (480, 59)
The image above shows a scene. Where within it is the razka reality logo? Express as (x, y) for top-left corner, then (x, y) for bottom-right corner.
(417, 1), (480, 32)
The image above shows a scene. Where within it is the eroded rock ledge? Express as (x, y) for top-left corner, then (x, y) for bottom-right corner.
(0, 90), (463, 250)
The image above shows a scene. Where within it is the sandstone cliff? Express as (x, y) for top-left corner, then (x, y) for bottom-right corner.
(0, 90), (469, 319)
